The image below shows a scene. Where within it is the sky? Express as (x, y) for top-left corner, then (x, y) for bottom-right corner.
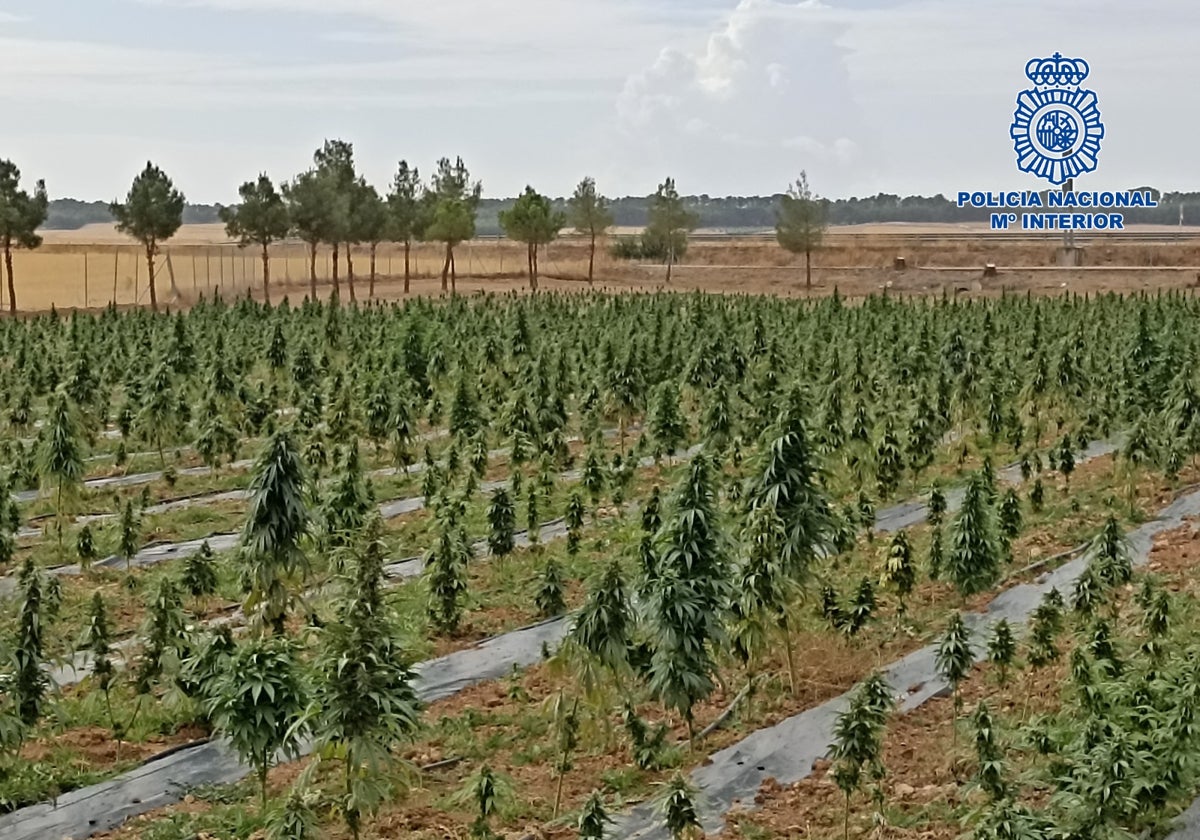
(1, 0), (1195, 203)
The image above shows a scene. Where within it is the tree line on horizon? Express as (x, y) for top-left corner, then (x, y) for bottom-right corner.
(0, 141), (830, 311)
(40, 187), (1200, 235)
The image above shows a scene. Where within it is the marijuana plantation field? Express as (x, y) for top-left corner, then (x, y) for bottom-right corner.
(1, 290), (1200, 840)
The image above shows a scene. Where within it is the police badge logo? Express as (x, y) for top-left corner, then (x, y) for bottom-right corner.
(1011, 53), (1105, 186)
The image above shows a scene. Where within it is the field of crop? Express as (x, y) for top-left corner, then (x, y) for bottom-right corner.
(1, 291), (1200, 840)
(8, 226), (1200, 312)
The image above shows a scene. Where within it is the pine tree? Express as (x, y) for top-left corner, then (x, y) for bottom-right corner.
(936, 612), (974, 749)
(947, 472), (1001, 598)
(241, 429), (310, 635)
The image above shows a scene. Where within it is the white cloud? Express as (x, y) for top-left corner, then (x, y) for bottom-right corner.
(615, 0), (875, 194)
(614, 0), (1200, 196)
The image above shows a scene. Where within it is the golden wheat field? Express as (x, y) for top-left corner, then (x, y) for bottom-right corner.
(5, 223), (1200, 311)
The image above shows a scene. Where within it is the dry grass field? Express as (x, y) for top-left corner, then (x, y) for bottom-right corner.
(6, 223), (1200, 312)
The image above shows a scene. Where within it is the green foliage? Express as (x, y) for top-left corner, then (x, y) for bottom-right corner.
(498, 186), (566, 290)
(241, 429), (310, 635)
(775, 172), (827, 287)
(568, 177), (613, 284)
(647, 455), (727, 731)
(13, 557), (57, 727)
(110, 161), (185, 310)
(134, 576), (189, 697)
(648, 380), (688, 461)
(311, 516), (421, 838)
(38, 389), (85, 556)
(973, 701), (1007, 801)
(987, 619), (1017, 685)
(451, 764), (513, 840)
(936, 611), (974, 746)
(657, 771), (702, 840)
(571, 560), (632, 680)
(947, 472), (1001, 597)
(830, 671), (895, 840)
(577, 789), (612, 839)
(181, 540), (219, 602)
(209, 636), (308, 807)
(219, 174), (290, 301)
(426, 501), (470, 635)
(881, 530), (915, 618)
(644, 178), (698, 281)
(0, 159), (49, 313)
(535, 554), (567, 618)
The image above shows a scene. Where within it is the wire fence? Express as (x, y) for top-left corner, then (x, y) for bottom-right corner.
(4, 240), (597, 311)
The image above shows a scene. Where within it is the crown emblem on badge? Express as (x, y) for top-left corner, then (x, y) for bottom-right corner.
(1011, 52), (1105, 186)
(1025, 53), (1090, 88)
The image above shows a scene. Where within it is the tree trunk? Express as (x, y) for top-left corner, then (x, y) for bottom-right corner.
(404, 240), (411, 294)
(666, 246), (674, 285)
(4, 235), (14, 315)
(332, 242), (340, 296)
(145, 243), (158, 311)
(805, 248), (812, 290)
(346, 243), (356, 302)
(532, 244), (539, 292)
(261, 242), (271, 306)
(369, 243), (377, 298)
(440, 242), (452, 292)
(308, 241), (317, 301)
(588, 230), (596, 286)
(450, 248), (457, 294)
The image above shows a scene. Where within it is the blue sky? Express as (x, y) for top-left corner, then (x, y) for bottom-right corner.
(2, 0), (1195, 203)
